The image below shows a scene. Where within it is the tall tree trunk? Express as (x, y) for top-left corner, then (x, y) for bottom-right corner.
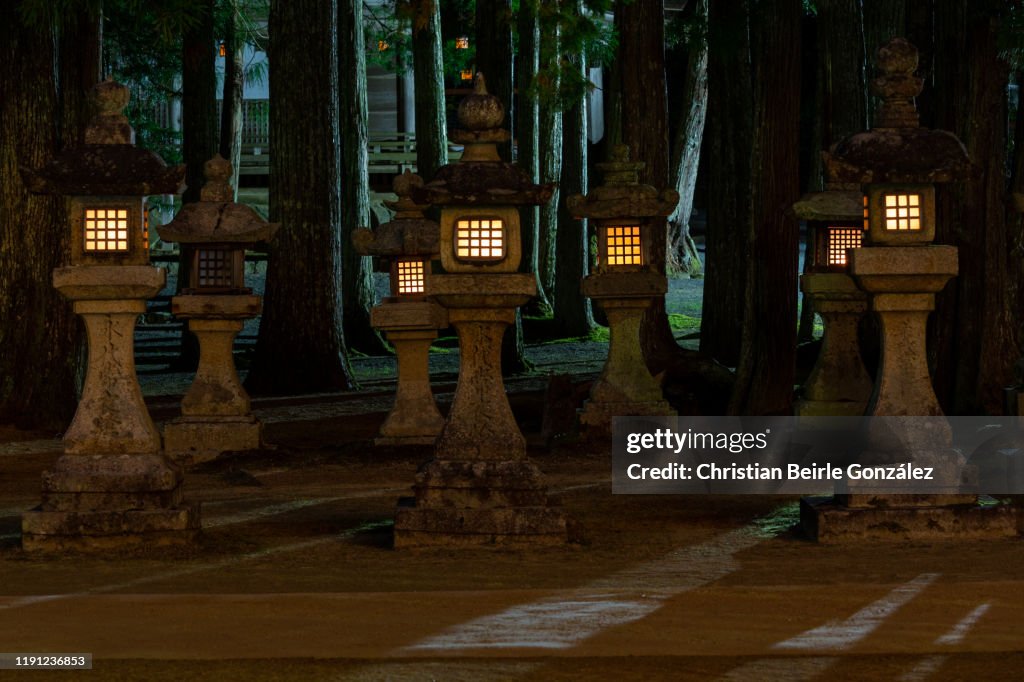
(930, 2), (1016, 414)
(617, 0), (678, 372)
(410, 0), (447, 180)
(339, 0), (386, 355)
(219, 0), (244, 200)
(700, 0), (753, 367)
(537, 27), (562, 303)
(0, 5), (98, 430)
(476, 0), (514, 161)
(551, 0), (593, 338)
(729, 0), (802, 415)
(178, 0), (217, 371)
(666, 0), (708, 278)
(517, 0), (548, 315)
(246, 0), (354, 394)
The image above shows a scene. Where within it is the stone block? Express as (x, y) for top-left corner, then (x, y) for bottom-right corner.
(164, 417), (262, 465)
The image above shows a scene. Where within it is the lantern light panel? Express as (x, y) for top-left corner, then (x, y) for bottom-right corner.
(460, 70), (473, 81)
(84, 208), (129, 252)
(456, 36), (469, 49)
(455, 218), (504, 261)
(197, 249), (234, 288)
(883, 193), (921, 231)
(396, 258), (425, 295)
(606, 225), (642, 266)
(826, 227), (862, 267)
(862, 195), (869, 232)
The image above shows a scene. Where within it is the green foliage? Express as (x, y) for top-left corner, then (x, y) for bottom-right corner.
(529, 0), (617, 109)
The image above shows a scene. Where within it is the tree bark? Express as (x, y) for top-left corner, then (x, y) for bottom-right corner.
(616, 0), (678, 373)
(410, 0), (447, 180)
(551, 0), (594, 338)
(339, 0), (386, 355)
(0, 5), (98, 430)
(700, 0), (753, 368)
(476, 0), (514, 161)
(666, 0), (708, 278)
(219, 0), (244, 199)
(537, 36), (562, 303)
(930, 2), (1016, 414)
(246, 0), (355, 395)
(517, 0), (548, 314)
(729, 0), (802, 415)
(178, 0), (217, 371)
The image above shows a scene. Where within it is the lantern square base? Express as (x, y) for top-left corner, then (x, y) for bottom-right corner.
(375, 435), (440, 447)
(164, 417), (263, 466)
(800, 495), (1020, 544)
(393, 459), (575, 548)
(21, 506), (200, 553)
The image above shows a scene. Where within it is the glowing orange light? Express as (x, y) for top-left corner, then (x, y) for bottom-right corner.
(456, 36), (469, 49)
(460, 70), (473, 81)
(455, 218), (504, 261)
(219, 42), (227, 58)
(396, 258), (425, 295)
(826, 227), (861, 266)
(605, 225), (642, 266)
(883, 193), (921, 231)
(378, 40), (389, 52)
(862, 195), (869, 232)
(84, 208), (129, 252)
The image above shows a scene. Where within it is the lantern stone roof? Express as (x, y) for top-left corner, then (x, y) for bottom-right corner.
(352, 171), (439, 257)
(567, 145), (679, 220)
(20, 78), (185, 196)
(792, 189), (862, 222)
(823, 38), (970, 185)
(413, 73), (554, 208)
(157, 155), (279, 245)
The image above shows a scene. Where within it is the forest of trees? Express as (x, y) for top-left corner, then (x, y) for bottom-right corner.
(0, 0), (1022, 428)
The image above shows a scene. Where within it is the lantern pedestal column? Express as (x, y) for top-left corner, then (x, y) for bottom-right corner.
(370, 300), (448, 446)
(21, 266), (199, 553)
(579, 271), (675, 432)
(801, 247), (1017, 542)
(796, 273), (872, 417)
(163, 294), (263, 465)
(393, 274), (572, 548)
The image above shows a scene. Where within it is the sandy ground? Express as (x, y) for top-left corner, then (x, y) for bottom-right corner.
(1, 380), (1023, 680)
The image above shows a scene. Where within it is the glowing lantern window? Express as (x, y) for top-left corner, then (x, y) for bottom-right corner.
(826, 227), (862, 267)
(862, 195), (869, 232)
(396, 258), (425, 295)
(455, 218), (504, 261)
(605, 225), (642, 266)
(143, 206), (150, 246)
(196, 248), (235, 289)
(456, 35), (469, 49)
(460, 70), (473, 81)
(219, 42), (227, 58)
(84, 208), (129, 252)
(883, 193), (921, 231)
(378, 40), (389, 52)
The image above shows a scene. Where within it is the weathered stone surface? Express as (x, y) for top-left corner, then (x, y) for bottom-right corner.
(22, 507), (200, 541)
(172, 294), (261, 320)
(394, 507), (570, 548)
(164, 418), (261, 465)
(412, 460), (552, 508)
(54, 265), (164, 301)
(798, 273), (872, 411)
(428, 273), (535, 310)
(41, 453), (182, 495)
(568, 145), (679, 221)
(792, 190), (863, 222)
(371, 301), (447, 330)
(581, 271), (668, 299)
(801, 496), (1018, 543)
(375, 327), (445, 446)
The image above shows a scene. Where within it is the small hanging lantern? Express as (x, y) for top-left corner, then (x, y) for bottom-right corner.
(219, 41), (227, 58)
(455, 35), (470, 50)
(567, 145), (677, 274)
(353, 170), (439, 300)
(157, 155), (278, 294)
(19, 78), (185, 267)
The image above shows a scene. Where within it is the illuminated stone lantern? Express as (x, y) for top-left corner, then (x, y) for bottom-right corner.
(393, 74), (571, 547)
(567, 145), (678, 430)
(157, 155), (279, 464)
(352, 170), (447, 445)
(19, 79), (198, 551)
(792, 187), (872, 416)
(802, 38), (1016, 541)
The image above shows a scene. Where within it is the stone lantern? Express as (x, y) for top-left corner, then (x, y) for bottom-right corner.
(19, 79), (198, 551)
(801, 38), (1016, 542)
(352, 170), (447, 445)
(567, 145), (678, 430)
(157, 155), (279, 464)
(393, 74), (571, 547)
(792, 188), (872, 416)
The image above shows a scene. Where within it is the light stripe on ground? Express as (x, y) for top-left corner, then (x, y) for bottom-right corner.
(774, 573), (939, 651)
(406, 525), (767, 651)
(899, 602), (992, 682)
(721, 656), (838, 681)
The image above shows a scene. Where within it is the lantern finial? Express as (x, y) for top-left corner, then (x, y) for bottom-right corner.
(201, 154), (234, 202)
(85, 78), (134, 145)
(596, 144), (645, 186)
(871, 37), (923, 129)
